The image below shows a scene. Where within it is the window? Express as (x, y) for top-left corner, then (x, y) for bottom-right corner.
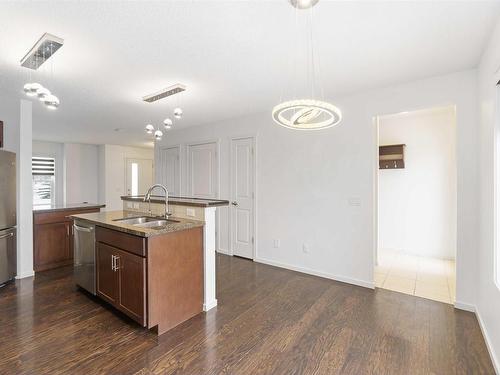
(32, 157), (56, 206)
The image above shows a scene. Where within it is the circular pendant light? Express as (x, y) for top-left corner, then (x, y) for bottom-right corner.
(273, 0), (342, 130)
(272, 99), (342, 130)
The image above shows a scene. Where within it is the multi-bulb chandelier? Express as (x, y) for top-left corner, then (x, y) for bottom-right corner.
(143, 84), (186, 142)
(272, 0), (342, 130)
(144, 107), (183, 142)
(20, 33), (64, 110)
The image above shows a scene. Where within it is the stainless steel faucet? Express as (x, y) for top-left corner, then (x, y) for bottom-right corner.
(143, 184), (171, 218)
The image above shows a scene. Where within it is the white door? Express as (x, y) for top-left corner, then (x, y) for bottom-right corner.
(125, 158), (153, 196)
(231, 137), (255, 259)
(160, 146), (181, 196)
(187, 142), (218, 199)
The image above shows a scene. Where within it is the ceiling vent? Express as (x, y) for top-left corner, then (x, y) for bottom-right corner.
(142, 83), (186, 103)
(20, 33), (64, 70)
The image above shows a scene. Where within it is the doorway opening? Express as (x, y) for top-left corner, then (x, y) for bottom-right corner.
(374, 106), (457, 304)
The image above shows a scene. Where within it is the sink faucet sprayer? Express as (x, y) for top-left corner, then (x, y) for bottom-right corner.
(143, 184), (172, 218)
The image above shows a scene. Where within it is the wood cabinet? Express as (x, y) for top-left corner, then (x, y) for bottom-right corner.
(94, 225), (203, 335)
(33, 207), (101, 272)
(96, 241), (146, 325)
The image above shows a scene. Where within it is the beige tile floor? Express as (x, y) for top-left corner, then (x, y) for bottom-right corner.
(375, 249), (456, 304)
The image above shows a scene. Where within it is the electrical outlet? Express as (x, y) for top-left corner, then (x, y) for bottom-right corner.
(133, 203), (139, 209)
(273, 239), (280, 248)
(126, 202), (133, 208)
(303, 244), (310, 253)
(186, 208), (196, 217)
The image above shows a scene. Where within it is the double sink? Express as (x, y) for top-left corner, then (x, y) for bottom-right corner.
(113, 216), (179, 229)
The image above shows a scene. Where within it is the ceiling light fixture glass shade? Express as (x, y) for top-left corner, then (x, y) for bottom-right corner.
(290, 0), (319, 9)
(145, 124), (154, 134)
(23, 83), (42, 97)
(37, 87), (51, 101)
(43, 94), (59, 109)
(173, 107), (183, 119)
(154, 129), (163, 140)
(272, 99), (342, 130)
(163, 118), (173, 129)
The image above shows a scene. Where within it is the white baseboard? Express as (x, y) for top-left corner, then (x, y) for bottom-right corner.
(255, 257), (374, 289)
(217, 248), (230, 255)
(203, 299), (218, 311)
(476, 308), (500, 374)
(15, 270), (34, 279)
(454, 301), (476, 312)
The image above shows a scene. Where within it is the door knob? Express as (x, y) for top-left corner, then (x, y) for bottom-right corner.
(231, 201), (238, 206)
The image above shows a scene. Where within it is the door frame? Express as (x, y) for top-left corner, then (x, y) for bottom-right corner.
(373, 106), (458, 290)
(159, 144), (182, 196)
(186, 139), (221, 250)
(229, 135), (257, 260)
(124, 157), (154, 196)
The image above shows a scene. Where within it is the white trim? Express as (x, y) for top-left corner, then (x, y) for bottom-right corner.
(255, 256), (374, 289)
(477, 308), (500, 374)
(494, 83), (500, 291)
(454, 301), (476, 312)
(15, 270), (34, 279)
(203, 299), (218, 311)
(229, 135), (257, 260)
(217, 248), (230, 255)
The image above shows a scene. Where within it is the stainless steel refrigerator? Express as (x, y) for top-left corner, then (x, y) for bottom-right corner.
(0, 150), (17, 285)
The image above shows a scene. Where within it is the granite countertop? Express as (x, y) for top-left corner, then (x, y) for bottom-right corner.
(33, 203), (106, 213)
(70, 210), (204, 238)
(121, 195), (229, 207)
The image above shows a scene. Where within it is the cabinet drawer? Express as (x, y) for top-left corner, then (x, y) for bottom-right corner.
(96, 226), (146, 257)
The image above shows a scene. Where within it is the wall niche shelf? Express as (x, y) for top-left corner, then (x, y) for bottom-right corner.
(379, 144), (405, 169)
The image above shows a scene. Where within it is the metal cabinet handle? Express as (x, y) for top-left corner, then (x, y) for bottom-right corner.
(0, 232), (14, 240)
(111, 255), (116, 271)
(115, 256), (120, 271)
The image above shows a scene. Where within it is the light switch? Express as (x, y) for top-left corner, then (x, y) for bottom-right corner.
(348, 197), (361, 207)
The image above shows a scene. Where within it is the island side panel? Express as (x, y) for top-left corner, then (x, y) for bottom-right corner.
(147, 226), (203, 335)
(203, 207), (217, 310)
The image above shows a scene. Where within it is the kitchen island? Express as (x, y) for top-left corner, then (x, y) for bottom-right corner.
(122, 195), (229, 312)
(71, 210), (204, 335)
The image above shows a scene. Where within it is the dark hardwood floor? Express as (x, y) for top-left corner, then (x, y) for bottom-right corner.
(0, 254), (495, 374)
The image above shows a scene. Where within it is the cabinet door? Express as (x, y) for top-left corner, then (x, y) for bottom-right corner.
(34, 222), (71, 271)
(96, 243), (118, 304)
(116, 249), (146, 326)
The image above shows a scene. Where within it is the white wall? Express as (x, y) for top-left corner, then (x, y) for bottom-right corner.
(99, 144), (154, 211)
(32, 140), (65, 206)
(63, 143), (99, 204)
(155, 70), (478, 304)
(378, 107), (457, 259)
(477, 14), (500, 373)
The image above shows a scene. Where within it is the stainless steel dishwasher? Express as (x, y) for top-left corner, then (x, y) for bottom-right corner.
(73, 219), (96, 295)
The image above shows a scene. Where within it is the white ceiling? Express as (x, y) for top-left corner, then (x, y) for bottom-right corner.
(0, 1), (499, 148)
